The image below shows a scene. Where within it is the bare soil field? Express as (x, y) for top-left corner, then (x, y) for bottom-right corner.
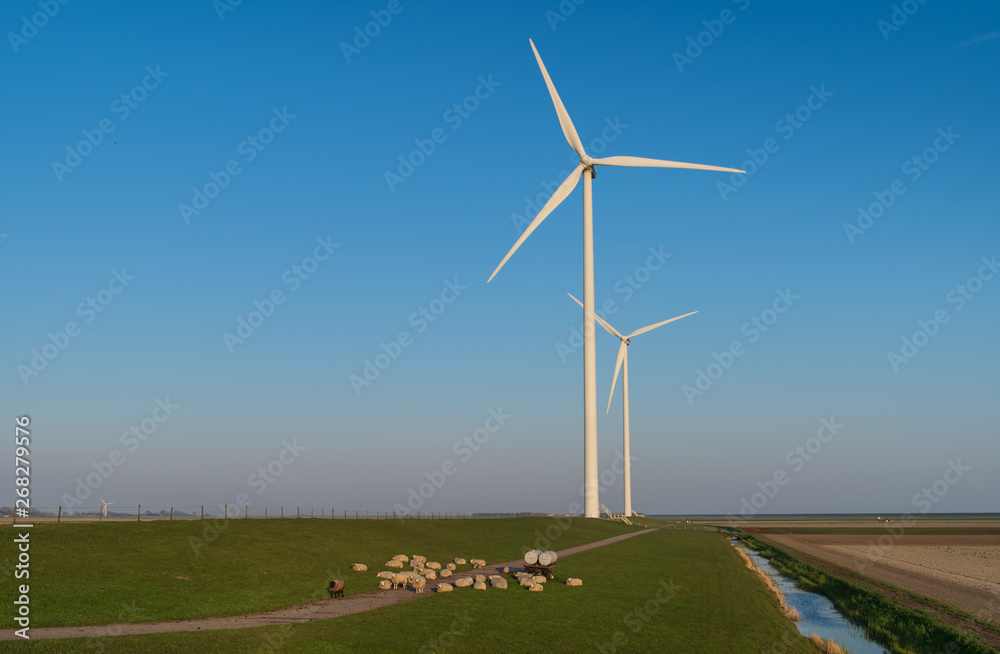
(763, 533), (1000, 621)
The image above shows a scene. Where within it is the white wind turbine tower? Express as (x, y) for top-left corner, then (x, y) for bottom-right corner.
(488, 39), (743, 518)
(100, 499), (113, 519)
(570, 294), (696, 516)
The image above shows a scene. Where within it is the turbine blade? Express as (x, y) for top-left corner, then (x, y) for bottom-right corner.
(608, 341), (628, 414)
(488, 164), (584, 283)
(529, 39), (586, 158)
(590, 155), (745, 174)
(627, 311), (698, 339)
(567, 293), (624, 339)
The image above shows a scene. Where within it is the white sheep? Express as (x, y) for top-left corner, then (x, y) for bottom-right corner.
(390, 572), (410, 589)
(470, 559), (486, 569)
(532, 576), (547, 584)
(519, 576), (534, 587)
(378, 580), (392, 590)
(473, 581), (487, 590)
(439, 569), (452, 578)
(425, 570), (437, 580)
(437, 583), (454, 593)
(410, 575), (427, 594)
(412, 555), (427, 563)
(351, 563), (367, 572)
(376, 571), (395, 579)
(566, 578), (583, 586)
(528, 583), (544, 592)
(453, 558), (466, 565)
(454, 577), (474, 588)
(446, 563), (456, 571)
(386, 560), (403, 569)
(392, 554), (409, 563)
(426, 562), (441, 570)
(491, 578), (508, 589)
(474, 574), (487, 584)
(502, 566), (510, 574)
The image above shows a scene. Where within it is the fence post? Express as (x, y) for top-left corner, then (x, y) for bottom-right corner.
(137, 505), (141, 522)
(344, 510), (346, 519)
(170, 507), (173, 520)
(281, 506), (284, 519)
(366, 510), (369, 519)
(265, 506), (268, 519)
(355, 510), (358, 519)
(245, 505), (248, 519)
(225, 504), (227, 519)
(311, 507), (313, 518)
(58, 506), (61, 523)
(201, 505), (204, 520)
(297, 506), (300, 519)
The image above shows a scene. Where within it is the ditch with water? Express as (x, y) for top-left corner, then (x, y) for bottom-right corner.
(736, 542), (889, 653)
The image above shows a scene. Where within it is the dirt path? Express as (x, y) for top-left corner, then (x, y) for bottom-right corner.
(1, 526), (658, 641)
(754, 534), (1000, 651)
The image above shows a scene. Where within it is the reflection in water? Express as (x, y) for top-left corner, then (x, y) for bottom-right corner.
(738, 543), (889, 654)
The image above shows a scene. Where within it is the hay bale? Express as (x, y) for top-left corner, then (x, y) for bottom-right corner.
(351, 563), (367, 572)
(566, 578), (583, 586)
(524, 550), (540, 565)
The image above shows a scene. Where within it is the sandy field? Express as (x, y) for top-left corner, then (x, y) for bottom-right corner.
(763, 533), (1000, 621)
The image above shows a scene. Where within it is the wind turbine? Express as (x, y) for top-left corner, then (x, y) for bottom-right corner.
(488, 39), (743, 518)
(570, 294), (696, 516)
(100, 499), (113, 519)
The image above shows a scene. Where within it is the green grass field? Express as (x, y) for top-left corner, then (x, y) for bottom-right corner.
(3, 526), (815, 653)
(1, 517), (643, 627)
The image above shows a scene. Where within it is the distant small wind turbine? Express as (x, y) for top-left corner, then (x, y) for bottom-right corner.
(100, 499), (114, 518)
(569, 294), (696, 517)
(488, 39), (743, 518)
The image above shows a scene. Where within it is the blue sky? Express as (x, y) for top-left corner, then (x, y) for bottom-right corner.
(2, 0), (997, 517)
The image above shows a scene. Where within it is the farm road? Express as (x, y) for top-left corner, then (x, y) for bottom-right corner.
(1, 525), (659, 641)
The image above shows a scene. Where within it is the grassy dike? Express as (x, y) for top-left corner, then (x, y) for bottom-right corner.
(4, 528), (816, 653)
(740, 534), (996, 654)
(1, 517), (637, 627)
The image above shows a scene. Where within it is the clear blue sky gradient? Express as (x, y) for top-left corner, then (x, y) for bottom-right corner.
(2, 0), (997, 516)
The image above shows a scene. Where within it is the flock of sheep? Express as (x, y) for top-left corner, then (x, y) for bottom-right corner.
(348, 552), (583, 595)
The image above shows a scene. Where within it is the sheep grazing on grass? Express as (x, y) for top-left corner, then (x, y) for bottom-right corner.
(386, 560), (404, 569)
(425, 570), (437, 580)
(439, 569), (452, 578)
(378, 580), (393, 590)
(453, 558), (466, 565)
(474, 574), (487, 584)
(532, 575), (547, 584)
(437, 583), (454, 593)
(528, 583), (543, 592)
(566, 578), (583, 586)
(392, 555), (409, 563)
(351, 563), (367, 572)
(454, 577), (474, 588)
(426, 562), (441, 570)
(519, 576), (535, 587)
(412, 555), (427, 563)
(491, 578), (508, 589)
(445, 563), (456, 571)
(410, 575), (427, 594)
(473, 581), (487, 590)
(390, 572), (411, 589)
(470, 559), (486, 569)
(376, 571), (395, 579)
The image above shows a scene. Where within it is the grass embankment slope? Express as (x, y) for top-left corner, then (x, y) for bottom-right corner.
(1, 517), (638, 627)
(6, 528), (815, 653)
